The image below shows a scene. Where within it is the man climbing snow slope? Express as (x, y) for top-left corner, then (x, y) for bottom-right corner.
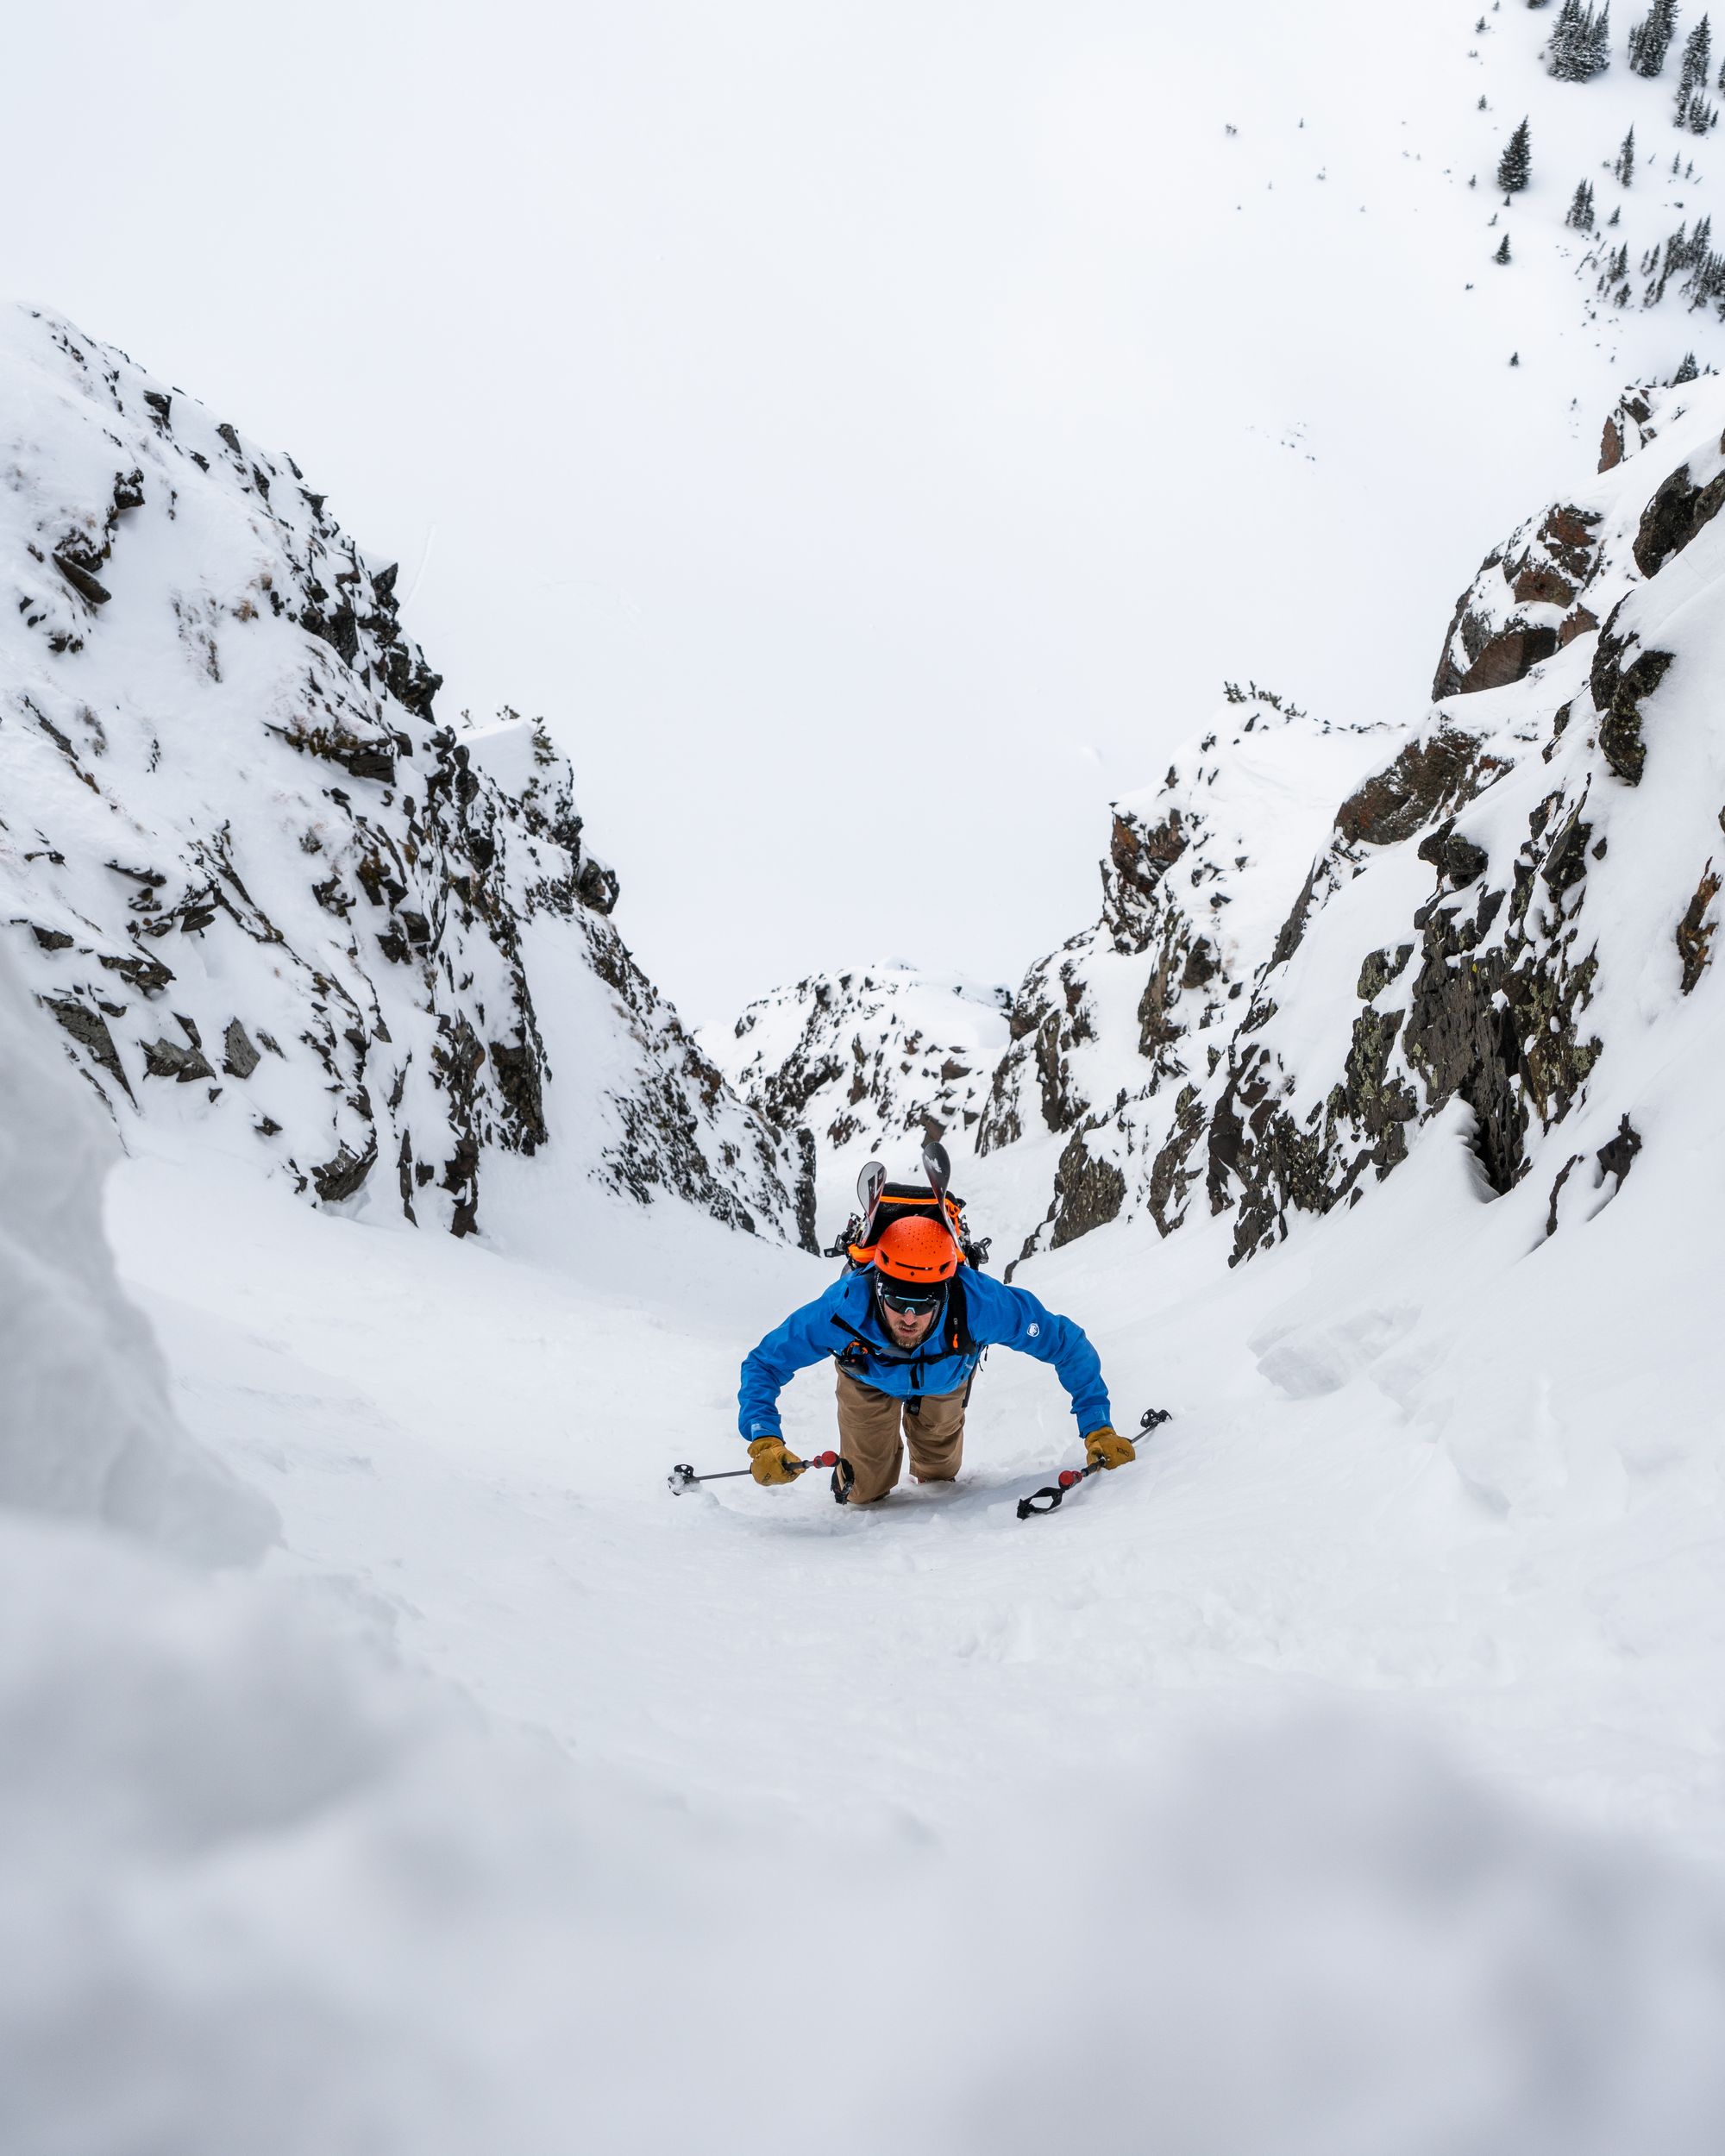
(738, 1206), (1130, 1504)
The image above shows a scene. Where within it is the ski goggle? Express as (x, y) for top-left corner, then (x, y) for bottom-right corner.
(875, 1275), (946, 1314)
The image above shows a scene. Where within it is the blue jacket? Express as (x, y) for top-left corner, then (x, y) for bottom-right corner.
(738, 1268), (1111, 1441)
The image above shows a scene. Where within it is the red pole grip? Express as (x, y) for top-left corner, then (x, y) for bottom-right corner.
(1057, 1469), (1082, 1489)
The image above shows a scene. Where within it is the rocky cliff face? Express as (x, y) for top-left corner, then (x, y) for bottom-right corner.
(0, 308), (807, 1244)
(976, 375), (1725, 1268)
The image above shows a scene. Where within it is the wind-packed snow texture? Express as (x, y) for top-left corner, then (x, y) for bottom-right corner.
(0, 307), (805, 1244)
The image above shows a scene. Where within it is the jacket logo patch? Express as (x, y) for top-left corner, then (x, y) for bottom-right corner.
(1027, 1322), (1040, 1338)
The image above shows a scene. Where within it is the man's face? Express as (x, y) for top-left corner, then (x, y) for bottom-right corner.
(877, 1282), (939, 1346)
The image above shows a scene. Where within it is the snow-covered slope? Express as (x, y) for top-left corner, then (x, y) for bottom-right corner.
(0, 308), (806, 1244)
(1468, 1), (1725, 373)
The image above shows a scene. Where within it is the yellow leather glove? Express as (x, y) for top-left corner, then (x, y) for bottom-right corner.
(1084, 1426), (1136, 1470)
(748, 1437), (802, 1487)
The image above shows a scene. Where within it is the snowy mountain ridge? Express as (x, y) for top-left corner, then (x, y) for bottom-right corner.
(992, 365), (1725, 1263)
(0, 308), (808, 1245)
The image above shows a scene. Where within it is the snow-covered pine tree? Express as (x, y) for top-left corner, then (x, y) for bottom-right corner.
(1496, 232), (1513, 261)
(1497, 116), (1533, 191)
(1589, 1), (1615, 66)
(1547, 0), (1582, 72)
(1678, 22), (1719, 128)
(1615, 123), (1638, 182)
(1679, 13), (1713, 93)
(1628, 0), (1678, 72)
(1568, 177), (1598, 228)
(1549, 0), (1614, 75)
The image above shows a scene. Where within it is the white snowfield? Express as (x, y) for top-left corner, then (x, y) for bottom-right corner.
(8, 887), (1725, 2155)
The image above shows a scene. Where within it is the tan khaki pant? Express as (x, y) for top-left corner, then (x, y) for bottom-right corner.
(835, 1369), (968, 1504)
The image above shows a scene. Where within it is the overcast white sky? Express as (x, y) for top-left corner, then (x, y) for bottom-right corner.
(1, 2), (1703, 1018)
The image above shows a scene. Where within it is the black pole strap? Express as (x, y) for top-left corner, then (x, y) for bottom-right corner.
(1015, 1482), (1073, 1519)
(1013, 1407), (1173, 1521)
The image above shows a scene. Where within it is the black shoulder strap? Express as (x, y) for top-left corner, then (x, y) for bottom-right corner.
(945, 1270), (976, 1358)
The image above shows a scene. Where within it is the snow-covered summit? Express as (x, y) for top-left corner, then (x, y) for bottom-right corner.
(703, 961), (1012, 1245)
(0, 308), (807, 1244)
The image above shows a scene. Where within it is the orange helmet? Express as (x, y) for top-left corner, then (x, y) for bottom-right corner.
(875, 1213), (959, 1290)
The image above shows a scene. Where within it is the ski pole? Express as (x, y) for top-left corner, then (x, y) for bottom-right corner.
(667, 1451), (840, 1496)
(1014, 1407), (1171, 1520)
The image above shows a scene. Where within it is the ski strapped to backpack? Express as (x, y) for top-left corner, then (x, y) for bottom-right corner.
(1014, 1407), (1172, 1520)
(824, 1142), (991, 1271)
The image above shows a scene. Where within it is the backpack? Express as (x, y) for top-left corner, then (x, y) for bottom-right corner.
(826, 1181), (992, 1273)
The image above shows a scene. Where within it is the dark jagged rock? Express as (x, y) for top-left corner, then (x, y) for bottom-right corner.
(1590, 609), (1675, 786)
(312, 1139), (377, 1204)
(142, 1035), (216, 1084)
(1104, 807), (1189, 951)
(53, 551), (111, 607)
(221, 1020), (261, 1079)
(1336, 729), (1503, 849)
(1046, 1129), (1126, 1250)
(1676, 868), (1722, 993)
(1433, 505), (1603, 699)
(43, 997), (134, 1100)
(1596, 1114), (1642, 1185)
(1416, 823), (1490, 889)
(1458, 623), (1560, 695)
(1356, 944), (1414, 1000)
(1633, 458), (1725, 577)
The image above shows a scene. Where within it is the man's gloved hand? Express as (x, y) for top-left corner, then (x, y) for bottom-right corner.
(748, 1437), (802, 1486)
(1083, 1426), (1136, 1470)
